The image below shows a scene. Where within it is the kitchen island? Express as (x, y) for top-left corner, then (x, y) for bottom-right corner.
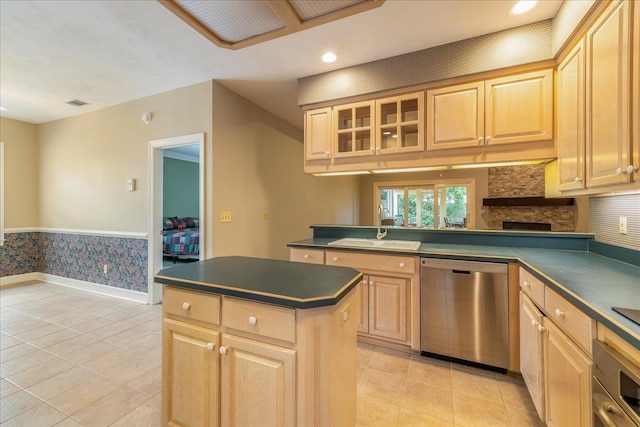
(155, 256), (362, 427)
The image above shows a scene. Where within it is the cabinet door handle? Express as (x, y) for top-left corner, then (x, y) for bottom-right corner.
(478, 137), (484, 144)
(332, 257), (338, 262)
(485, 136), (492, 143)
(248, 316), (257, 326)
(206, 342), (214, 351)
(325, 152), (330, 158)
(399, 262), (405, 268)
(523, 281), (530, 288)
(537, 324), (544, 332)
(376, 147), (381, 153)
(574, 177), (582, 183)
(370, 147), (375, 153)
(303, 254), (309, 260)
(555, 308), (565, 318)
(616, 167), (623, 176)
(182, 302), (191, 311)
(219, 346), (228, 355)
(626, 165), (637, 174)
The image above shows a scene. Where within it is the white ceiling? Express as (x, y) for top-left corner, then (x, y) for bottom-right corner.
(0, 0), (562, 130)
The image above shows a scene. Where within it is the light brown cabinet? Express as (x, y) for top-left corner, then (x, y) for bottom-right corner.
(304, 107), (332, 161)
(426, 69), (553, 151)
(519, 292), (545, 422)
(220, 334), (295, 427)
(333, 101), (375, 158)
(557, 40), (586, 191)
(375, 92), (424, 155)
(163, 318), (220, 427)
(367, 274), (409, 343)
(518, 267), (594, 427)
(291, 248), (418, 348)
(543, 318), (592, 427)
(585, 0), (637, 188)
(162, 285), (357, 427)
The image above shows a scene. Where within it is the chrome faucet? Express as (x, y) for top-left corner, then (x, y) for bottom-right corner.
(376, 203), (388, 240)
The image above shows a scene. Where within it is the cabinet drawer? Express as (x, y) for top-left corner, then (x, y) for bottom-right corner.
(326, 250), (416, 274)
(289, 248), (325, 264)
(163, 286), (221, 325)
(519, 268), (545, 307)
(545, 287), (595, 355)
(222, 297), (296, 344)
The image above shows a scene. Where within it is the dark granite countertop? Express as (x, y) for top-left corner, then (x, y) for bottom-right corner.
(289, 238), (640, 349)
(155, 256), (362, 309)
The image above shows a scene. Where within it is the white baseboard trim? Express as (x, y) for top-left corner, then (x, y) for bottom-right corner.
(0, 272), (40, 287)
(0, 272), (149, 304)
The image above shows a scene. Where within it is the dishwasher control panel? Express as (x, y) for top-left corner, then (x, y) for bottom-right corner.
(421, 258), (508, 274)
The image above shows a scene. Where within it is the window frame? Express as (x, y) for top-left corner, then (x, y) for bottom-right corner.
(0, 142), (4, 246)
(373, 178), (475, 229)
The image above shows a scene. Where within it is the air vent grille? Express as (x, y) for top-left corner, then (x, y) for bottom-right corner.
(66, 99), (89, 107)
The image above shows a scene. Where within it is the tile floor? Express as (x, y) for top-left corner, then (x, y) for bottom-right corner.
(1, 281), (545, 426)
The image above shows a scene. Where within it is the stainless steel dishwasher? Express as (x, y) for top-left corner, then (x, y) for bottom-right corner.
(420, 258), (509, 370)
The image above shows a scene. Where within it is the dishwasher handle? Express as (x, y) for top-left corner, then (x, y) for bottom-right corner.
(452, 270), (471, 275)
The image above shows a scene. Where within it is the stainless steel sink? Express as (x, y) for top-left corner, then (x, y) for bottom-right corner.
(327, 238), (421, 251)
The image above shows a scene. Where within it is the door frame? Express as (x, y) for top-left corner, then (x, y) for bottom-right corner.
(148, 133), (205, 304)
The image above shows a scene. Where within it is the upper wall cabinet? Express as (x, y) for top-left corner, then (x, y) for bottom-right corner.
(426, 81), (484, 150)
(557, 40), (586, 192)
(333, 101), (375, 158)
(426, 69), (553, 151)
(556, 0), (639, 193)
(376, 92), (424, 155)
(304, 107), (332, 161)
(485, 69), (553, 146)
(585, 0), (636, 188)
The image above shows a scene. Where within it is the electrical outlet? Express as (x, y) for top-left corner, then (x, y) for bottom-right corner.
(262, 211), (269, 220)
(103, 264), (108, 274)
(619, 216), (628, 235)
(340, 305), (350, 327)
(220, 211), (232, 223)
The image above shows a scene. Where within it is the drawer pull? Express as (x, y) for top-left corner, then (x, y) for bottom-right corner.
(304, 254), (309, 259)
(537, 324), (544, 333)
(332, 257), (338, 262)
(206, 342), (214, 351)
(248, 316), (257, 326)
(554, 308), (565, 318)
(399, 262), (405, 268)
(523, 281), (530, 288)
(219, 346), (228, 355)
(182, 302), (191, 311)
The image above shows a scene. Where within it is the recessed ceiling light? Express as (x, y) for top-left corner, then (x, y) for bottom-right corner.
(510, 0), (537, 15)
(66, 99), (89, 107)
(322, 52), (337, 63)
(0, 106), (7, 111)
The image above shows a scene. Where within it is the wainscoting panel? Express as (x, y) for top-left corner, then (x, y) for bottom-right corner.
(0, 232), (42, 276)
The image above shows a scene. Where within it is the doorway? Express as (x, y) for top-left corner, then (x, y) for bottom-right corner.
(148, 133), (205, 304)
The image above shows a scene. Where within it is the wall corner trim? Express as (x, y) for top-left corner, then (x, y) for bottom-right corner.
(4, 227), (148, 239)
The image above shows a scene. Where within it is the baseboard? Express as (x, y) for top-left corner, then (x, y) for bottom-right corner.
(0, 272), (149, 304)
(0, 272), (40, 287)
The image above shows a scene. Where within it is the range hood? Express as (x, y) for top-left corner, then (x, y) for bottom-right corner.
(482, 196), (575, 207)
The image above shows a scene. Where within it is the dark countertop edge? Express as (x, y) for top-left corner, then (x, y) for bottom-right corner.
(156, 273), (363, 309)
(309, 225), (596, 239)
(289, 240), (640, 350)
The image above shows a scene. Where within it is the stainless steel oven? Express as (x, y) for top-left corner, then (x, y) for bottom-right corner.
(593, 340), (640, 426)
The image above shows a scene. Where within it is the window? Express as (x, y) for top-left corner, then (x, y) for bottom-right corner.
(375, 179), (474, 229)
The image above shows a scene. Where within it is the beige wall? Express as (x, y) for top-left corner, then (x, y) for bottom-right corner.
(358, 168), (489, 229)
(37, 81), (213, 233)
(211, 82), (359, 260)
(552, 0), (597, 56)
(0, 117), (39, 228)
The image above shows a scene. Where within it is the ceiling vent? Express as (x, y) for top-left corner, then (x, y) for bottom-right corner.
(66, 99), (89, 107)
(158, 0), (385, 50)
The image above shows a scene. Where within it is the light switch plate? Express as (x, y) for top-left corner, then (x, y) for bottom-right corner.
(126, 178), (135, 192)
(220, 211), (232, 223)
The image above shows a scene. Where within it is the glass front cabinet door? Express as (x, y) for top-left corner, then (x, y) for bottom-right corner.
(333, 101), (376, 158)
(376, 92), (424, 155)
